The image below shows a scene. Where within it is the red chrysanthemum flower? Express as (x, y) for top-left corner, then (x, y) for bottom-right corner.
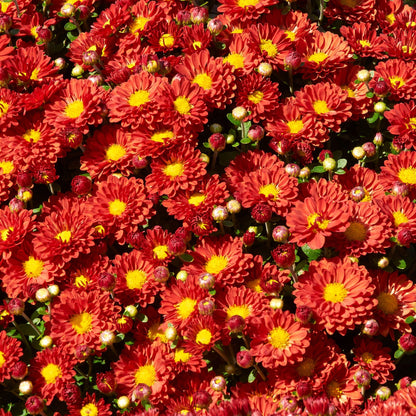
(68, 393), (112, 416)
(0, 35), (14, 63)
(384, 29), (416, 61)
(180, 23), (212, 55)
(376, 195), (416, 234)
(0, 88), (21, 132)
(295, 82), (352, 133)
(112, 250), (161, 307)
(385, 101), (416, 150)
(183, 235), (253, 288)
(145, 144), (207, 198)
(168, 342), (207, 374)
(90, 0), (130, 37)
(139, 227), (175, 267)
(86, 175), (155, 244)
(112, 342), (172, 405)
(249, 309), (310, 368)
(217, 0), (276, 24)
(222, 36), (259, 76)
(147, 20), (182, 53)
(324, 0), (376, 24)
(299, 177), (347, 201)
(125, 0), (165, 39)
(371, 270), (416, 338)
(297, 30), (353, 81)
(183, 316), (221, 355)
(0, 330), (23, 383)
(352, 336), (395, 384)
(50, 288), (120, 354)
(29, 346), (77, 405)
(80, 125), (140, 180)
(235, 72), (281, 123)
(286, 196), (351, 250)
(107, 71), (168, 130)
(175, 49), (236, 110)
(293, 257), (377, 335)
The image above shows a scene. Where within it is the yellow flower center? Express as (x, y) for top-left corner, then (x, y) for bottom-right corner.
(398, 167), (416, 184)
(0, 351), (4, 368)
(377, 292), (399, 315)
(342, 86), (355, 98)
(238, 0), (259, 7)
(0, 227), (13, 241)
(205, 255), (228, 275)
(125, 270), (147, 290)
(159, 33), (175, 48)
(70, 312), (93, 334)
(226, 305), (251, 320)
(386, 13), (396, 24)
(361, 351), (374, 363)
(64, 100), (84, 119)
(259, 183), (279, 199)
(0, 160), (14, 174)
(389, 76), (405, 89)
(402, 45), (413, 54)
(392, 211), (408, 227)
(326, 380), (342, 399)
(135, 364), (156, 386)
(359, 40), (371, 48)
(129, 90), (150, 108)
(260, 39), (278, 57)
(23, 129), (41, 143)
(177, 297), (197, 320)
(188, 192), (206, 206)
(307, 213), (330, 230)
(0, 100), (9, 118)
(285, 30), (296, 41)
(323, 282), (348, 303)
(130, 16), (149, 34)
(308, 52), (328, 63)
(193, 73), (212, 90)
(296, 357), (316, 377)
(80, 403), (98, 416)
(174, 348), (192, 363)
(23, 256), (44, 279)
(108, 199), (126, 216)
(344, 222), (367, 241)
(151, 130), (174, 143)
(75, 274), (90, 288)
(174, 96), (192, 115)
(268, 326), (290, 349)
(106, 144), (126, 161)
(223, 53), (245, 69)
(247, 90), (264, 104)
(55, 230), (72, 243)
(30, 68), (40, 81)
(153, 245), (168, 260)
(313, 100), (330, 114)
(407, 117), (416, 130)
(287, 119), (304, 134)
(41, 363), (62, 384)
(195, 328), (212, 345)
(192, 41), (202, 50)
(163, 162), (184, 178)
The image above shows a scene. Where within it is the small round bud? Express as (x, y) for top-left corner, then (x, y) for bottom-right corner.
(209, 123), (223, 134)
(243, 230), (256, 247)
(226, 199), (241, 214)
(396, 228), (414, 247)
(226, 134), (235, 144)
(100, 330), (116, 345)
(125, 305), (138, 318)
(88, 74), (103, 86)
(398, 333), (416, 352)
(375, 386), (391, 401)
(8, 298), (25, 315)
(373, 132), (383, 146)
(322, 157), (337, 171)
(270, 298), (284, 310)
(296, 305), (313, 324)
(77, 4), (90, 20)
(228, 315), (245, 333)
(257, 62), (273, 77)
(177, 270), (188, 282)
(71, 64), (84, 77)
(0, 13), (12, 32)
(251, 203), (272, 223)
(154, 266), (170, 283)
(362, 319), (379, 336)
(192, 390), (212, 410)
(39, 336), (53, 349)
(373, 79), (388, 96)
(74, 344), (93, 361)
(374, 101), (387, 113)
(200, 153), (210, 164)
(20, 381), (33, 395)
(198, 298), (215, 315)
(82, 50), (99, 66)
(176, 9), (191, 24)
(12, 361), (28, 380)
(271, 243), (295, 268)
(9, 198), (25, 212)
(207, 18), (223, 36)
(377, 256), (389, 269)
(247, 125), (264, 142)
(272, 225), (289, 243)
(98, 272), (116, 292)
(391, 181), (410, 197)
(48, 284), (60, 297)
(165, 326), (177, 342)
(17, 187), (32, 203)
(25, 395), (44, 415)
(296, 381), (312, 398)
(198, 272), (215, 290)
(362, 142), (376, 157)
(16, 172), (32, 188)
(350, 186), (366, 202)
(356, 69), (370, 83)
(210, 375), (226, 391)
(132, 155), (148, 169)
(96, 371), (117, 395)
(190, 6), (208, 24)
(132, 384), (151, 402)
(35, 288), (51, 303)
(398, 376), (412, 390)
(352, 146), (366, 160)
(318, 149), (333, 163)
(117, 396), (130, 409)
(208, 133), (226, 152)
(212, 206), (228, 222)
(60, 2), (75, 17)
(285, 163), (300, 177)
(167, 236), (186, 256)
(354, 368), (371, 387)
(55, 57), (66, 70)
(236, 350), (253, 369)
(299, 167), (311, 179)
(284, 50), (302, 70)
(232, 106), (248, 121)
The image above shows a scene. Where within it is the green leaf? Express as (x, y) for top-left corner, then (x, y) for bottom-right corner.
(179, 253), (194, 263)
(352, 54), (359, 60)
(367, 113), (379, 124)
(301, 244), (322, 261)
(248, 369), (256, 383)
(232, 142), (240, 147)
(394, 349), (404, 359)
(203, 142), (211, 149)
(67, 31), (78, 41)
(241, 137), (252, 144)
(405, 316), (415, 324)
(366, 91), (374, 98)
(243, 121), (251, 131)
(337, 158), (347, 169)
(311, 165), (326, 173)
(64, 22), (77, 31)
(334, 169), (346, 175)
(394, 258), (407, 270)
(33, 205), (43, 214)
(227, 113), (240, 126)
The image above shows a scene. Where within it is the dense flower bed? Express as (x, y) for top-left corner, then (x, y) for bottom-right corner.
(1, 0), (416, 414)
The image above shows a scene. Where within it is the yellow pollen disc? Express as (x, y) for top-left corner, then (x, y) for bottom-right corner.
(205, 255), (228, 275)
(159, 33), (175, 48)
(238, 0), (259, 7)
(108, 199), (126, 216)
(398, 167), (416, 184)
(70, 312), (93, 334)
(75, 274), (90, 288)
(153, 245), (168, 260)
(285, 30), (296, 41)
(327, 380), (342, 399)
(392, 211), (408, 227)
(226, 305), (251, 320)
(407, 117), (416, 130)
(296, 357), (316, 377)
(64, 100), (84, 119)
(247, 90), (264, 104)
(23, 256), (44, 279)
(125, 269), (147, 290)
(389, 76), (405, 89)
(0, 351), (4, 368)
(151, 130), (174, 143)
(174, 348), (192, 363)
(0, 100), (9, 118)
(86, 45), (97, 52)
(287, 119), (304, 134)
(188, 192), (206, 206)
(260, 39), (278, 57)
(307, 212), (330, 230)
(402, 45), (413, 54)
(361, 351), (374, 363)
(23, 129), (41, 143)
(135, 364), (156, 386)
(359, 40), (371, 48)
(30, 68), (40, 81)
(130, 16), (149, 34)
(342, 86), (355, 98)
(308, 52), (328, 64)
(0, 227), (13, 241)
(196, 328), (212, 345)
(386, 13), (396, 25)
(193, 73), (212, 90)
(344, 221), (367, 242)
(41, 363), (62, 384)
(246, 279), (262, 292)
(106, 144), (126, 161)
(223, 53), (245, 69)
(313, 100), (330, 115)
(55, 230), (72, 243)
(163, 162), (184, 178)
(323, 282), (348, 303)
(377, 292), (399, 315)
(0, 160), (14, 174)
(268, 326), (290, 349)
(259, 183), (279, 199)
(80, 403), (98, 416)
(192, 41), (202, 50)
(128, 90), (150, 107)
(174, 96), (192, 115)
(177, 297), (197, 320)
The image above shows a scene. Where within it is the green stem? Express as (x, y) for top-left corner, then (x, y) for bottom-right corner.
(12, 321), (31, 351)
(213, 345), (233, 367)
(21, 312), (42, 337)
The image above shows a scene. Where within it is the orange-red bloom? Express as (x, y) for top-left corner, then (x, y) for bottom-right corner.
(217, 0), (276, 24)
(385, 101), (416, 150)
(0, 330), (23, 383)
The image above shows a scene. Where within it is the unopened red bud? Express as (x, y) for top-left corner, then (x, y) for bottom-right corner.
(16, 172), (32, 188)
(62, 382), (82, 406)
(74, 344), (93, 361)
(391, 181), (410, 197)
(12, 361), (28, 380)
(192, 390), (212, 410)
(399, 333), (416, 352)
(373, 132), (383, 146)
(198, 298), (215, 315)
(362, 142), (376, 157)
(71, 175), (92, 195)
(209, 133), (226, 152)
(82, 50), (99, 66)
(8, 298), (24, 315)
(396, 228), (414, 247)
(9, 198), (25, 212)
(272, 225), (289, 243)
(0, 13), (12, 32)
(251, 203), (272, 223)
(354, 368), (371, 387)
(284, 50), (302, 70)
(280, 395), (298, 412)
(318, 149), (333, 163)
(132, 383), (151, 402)
(271, 243), (295, 269)
(296, 305), (313, 324)
(285, 163), (300, 177)
(296, 381), (312, 398)
(210, 375), (226, 391)
(236, 349), (253, 368)
(212, 206), (228, 222)
(190, 6), (208, 24)
(25, 396), (45, 415)
(362, 319), (379, 336)
(207, 18), (223, 35)
(154, 266), (170, 283)
(228, 315), (245, 333)
(77, 4), (90, 20)
(398, 376), (412, 390)
(96, 371), (117, 395)
(36, 27), (52, 43)
(176, 9), (191, 24)
(198, 272), (215, 290)
(167, 236), (186, 256)
(243, 230), (256, 247)
(98, 272), (116, 291)
(350, 186), (366, 202)
(247, 125), (264, 142)
(373, 79), (388, 96)
(132, 155), (148, 169)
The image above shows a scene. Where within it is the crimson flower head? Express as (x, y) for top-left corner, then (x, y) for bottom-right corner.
(243, 230), (256, 247)
(251, 203), (272, 223)
(396, 228), (414, 247)
(25, 396), (45, 415)
(271, 244), (295, 269)
(209, 133), (226, 152)
(71, 175), (92, 195)
(398, 333), (416, 352)
(96, 371), (117, 395)
(303, 395), (330, 416)
(192, 390), (212, 410)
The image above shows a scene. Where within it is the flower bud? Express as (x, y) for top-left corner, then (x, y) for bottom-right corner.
(100, 330), (116, 345)
(374, 101), (387, 113)
(74, 344), (93, 361)
(226, 199), (241, 214)
(352, 146), (366, 160)
(96, 371), (117, 395)
(36, 27), (52, 43)
(391, 181), (409, 197)
(243, 230), (256, 247)
(228, 315), (245, 333)
(270, 298), (284, 310)
(257, 62), (273, 77)
(71, 64), (84, 77)
(285, 163), (300, 177)
(375, 386), (391, 400)
(98, 272), (116, 292)
(284, 50), (302, 70)
(236, 350), (253, 368)
(77, 4), (90, 20)
(398, 333), (416, 352)
(48, 284), (60, 297)
(192, 390), (212, 410)
(60, 3), (75, 17)
(350, 186), (366, 202)
(176, 9), (191, 25)
(154, 266), (170, 283)
(356, 69), (370, 83)
(125, 305), (138, 318)
(373, 79), (388, 96)
(354, 368), (371, 387)
(198, 272), (215, 290)
(8, 298), (24, 315)
(12, 361), (28, 380)
(296, 305), (313, 324)
(280, 395), (298, 412)
(35, 288), (51, 303)
(398, 376), (412, 390)
(210, 375), (226, 391)
(165, 326), (177, 342)
(20, 381), (33, 395)
(62, 382), (82, 406)
(116, 315), (133, 334)
(377, 257), (389, 269)
(25, 395), (44, 415)
(55, 57), (66, 70)
(247, 125), (264, 142)
(207, 18), (223, 36)
(271, 243), (295, 268)
(208, 133), (226, 152)
(132, 383), (151, 402)
(373, 132), (383, 146)
(272, 225), (289, 243)
(299, 167), (311, 179)
(17, 187), (32, 203)
(39, 336), (53, 349)
(232, 106), (247, 121)
(117, 396), (130, 409)
(190, 6), (208, 24)
(167, 236), (186, 256)
(296, 381), (312, 398)
(177, 270), (188, 282)
(132, 155), (148, 169)
(16, 172), (33, 188)
(9, 198), (25, 212)
(0, 13), (12, 33)
(362, 142), (376, 157)
(251, 203), (272, 223)
(322, 157), (336, 171)
(198, 298), (215, 315)
(212, 206), (228, 222)
(396, 228), (414, 247)
(362, 319), (379, 336)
